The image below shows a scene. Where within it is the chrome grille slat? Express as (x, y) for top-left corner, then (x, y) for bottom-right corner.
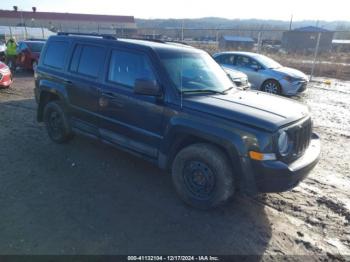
(284, 118), (312, 163)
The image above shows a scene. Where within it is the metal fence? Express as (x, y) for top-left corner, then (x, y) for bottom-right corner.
(0, 25), (55, 41)
(1, 25), (350, 80)
(137, 28), (350, 81)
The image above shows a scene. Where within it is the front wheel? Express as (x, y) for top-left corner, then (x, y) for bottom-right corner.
(172, 143), (235, 209)
(43, 101), (74, 143)
(262, 80), (281, 95)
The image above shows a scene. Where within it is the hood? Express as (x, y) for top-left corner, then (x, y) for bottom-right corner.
(183, 90), (309, 132)
(274, 66), (307, 80)
(222, 66), (247, 79)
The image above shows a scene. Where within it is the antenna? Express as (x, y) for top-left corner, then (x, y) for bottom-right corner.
(289, 14), (293, 30)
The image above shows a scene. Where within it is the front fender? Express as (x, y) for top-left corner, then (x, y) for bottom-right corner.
(161, 115), (250, 160)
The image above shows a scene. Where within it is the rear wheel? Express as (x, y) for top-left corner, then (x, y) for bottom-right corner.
(262, 79), (281, 95)
(43, 101), (74, 143)
(172, 143), (235, 209)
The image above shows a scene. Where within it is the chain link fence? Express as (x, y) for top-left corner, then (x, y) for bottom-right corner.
(0, 25), (56, 41)
(137, 28), (350, 81)
(1, 25), (350, 80)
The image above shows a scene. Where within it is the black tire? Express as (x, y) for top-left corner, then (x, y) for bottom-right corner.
(43, 101), (74, 143)
(262, 79), (281, 95)
(172, 143), (235, 209)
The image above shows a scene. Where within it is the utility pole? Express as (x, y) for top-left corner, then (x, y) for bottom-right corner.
(257, 31), (262, 53)
(310, 32), (321, 81)
(41, 26), (45, 39)
(181, 19), (184, 41)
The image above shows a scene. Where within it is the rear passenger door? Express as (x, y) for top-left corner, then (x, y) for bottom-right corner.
(66, 43), (106, 134)
(98, 48), (164, 158)
(215, 54), (236, 69)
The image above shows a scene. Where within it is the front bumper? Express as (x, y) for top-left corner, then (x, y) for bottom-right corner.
(233, 79), (251, 90)
(252, 133), (320, 192)
(0, 73), (12, 87)
(280, 79), (308, 96)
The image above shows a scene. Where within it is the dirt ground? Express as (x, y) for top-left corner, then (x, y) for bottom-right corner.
(0, 72), (349, 260)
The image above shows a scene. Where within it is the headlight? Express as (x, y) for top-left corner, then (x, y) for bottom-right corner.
(283, 75), (299, 83)
(278, 131), (289, 156)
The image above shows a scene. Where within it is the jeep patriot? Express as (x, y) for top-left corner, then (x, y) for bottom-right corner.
(34, 33), (321, 209)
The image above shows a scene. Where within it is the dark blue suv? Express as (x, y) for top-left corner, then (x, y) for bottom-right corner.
(34, 33), (321, 209)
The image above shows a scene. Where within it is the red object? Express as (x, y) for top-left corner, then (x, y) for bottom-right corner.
(0, 62), (12, 87)
(16, 40), (45, 70)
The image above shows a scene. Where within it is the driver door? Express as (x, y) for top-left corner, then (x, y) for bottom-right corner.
(235, 55), (264, 89)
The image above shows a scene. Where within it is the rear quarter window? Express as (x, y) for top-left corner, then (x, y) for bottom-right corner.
(43, 41), (69, 69)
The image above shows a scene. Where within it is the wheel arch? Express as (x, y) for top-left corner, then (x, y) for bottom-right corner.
(37, 90), (62, 122)
(159, 127), (244, 183)
(260, 78), (281, 91)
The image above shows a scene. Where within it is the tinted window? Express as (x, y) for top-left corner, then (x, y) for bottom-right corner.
(43, 41), (68, 69)
(108, 50), (156, 88)
(75, 45), (105, 78)
(215, 54), (235, 65)
(236, 56), (260, 69)
(27, 42), (45, 53)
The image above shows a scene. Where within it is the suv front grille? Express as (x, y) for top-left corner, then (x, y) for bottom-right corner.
(284, 118), (312, 163)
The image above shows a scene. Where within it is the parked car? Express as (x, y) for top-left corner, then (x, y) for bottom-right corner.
(0, 40), (6, 62)
(17, 40), (45, 70)
(222, 66), (250, 90)
(0, 61), (13, 88)
(213, 51), (308, 96)
(34, 33), (320, 209)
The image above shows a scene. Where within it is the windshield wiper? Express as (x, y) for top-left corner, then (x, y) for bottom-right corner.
(181, 89), (225, 95)
(222, 86), (235, 93)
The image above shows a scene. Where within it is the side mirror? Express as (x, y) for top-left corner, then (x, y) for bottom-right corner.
(134, 78), (161, 96)
(251, 64), (260, 71)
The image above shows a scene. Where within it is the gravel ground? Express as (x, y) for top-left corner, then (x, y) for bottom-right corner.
(0, 72), (349, 260)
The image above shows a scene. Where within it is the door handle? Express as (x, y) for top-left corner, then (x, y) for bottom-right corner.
(101, 92), (116, 98)
(101, 92), (124, 108)
(63, 79), (72, 85)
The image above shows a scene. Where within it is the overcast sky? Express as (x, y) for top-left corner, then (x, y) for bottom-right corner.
(1, 0), (350, 21)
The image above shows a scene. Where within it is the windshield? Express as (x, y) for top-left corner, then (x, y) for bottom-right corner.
(27, 42), (44, 53)
(159, 51), (233, 93)
(255, 54), (281, 69)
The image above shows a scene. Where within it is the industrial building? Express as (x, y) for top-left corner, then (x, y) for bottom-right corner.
(219, 35), (255, 50)
(0, 9), (137, 36)
(281, 26), (334, 53)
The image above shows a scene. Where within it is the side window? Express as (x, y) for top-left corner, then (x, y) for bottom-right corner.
(43, 41), (69, 69)
(236, 56), (250, 67)
(214, 55), (225, 64)
(70, 44), (105, 78)
(236, 56), (260, 69)
(215, 55), (235, 65)
(108, 50), (156, 88)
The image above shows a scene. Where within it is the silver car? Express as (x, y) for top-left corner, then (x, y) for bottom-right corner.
(213, 51), (308, 96)
(222, 66), (250, 90)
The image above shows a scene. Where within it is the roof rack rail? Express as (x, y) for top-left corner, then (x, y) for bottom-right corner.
(164, 40), (190, 46)
(57, 32), (116, 40)
(120, 38), (193, 47)
(121, 37), (166, 44)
